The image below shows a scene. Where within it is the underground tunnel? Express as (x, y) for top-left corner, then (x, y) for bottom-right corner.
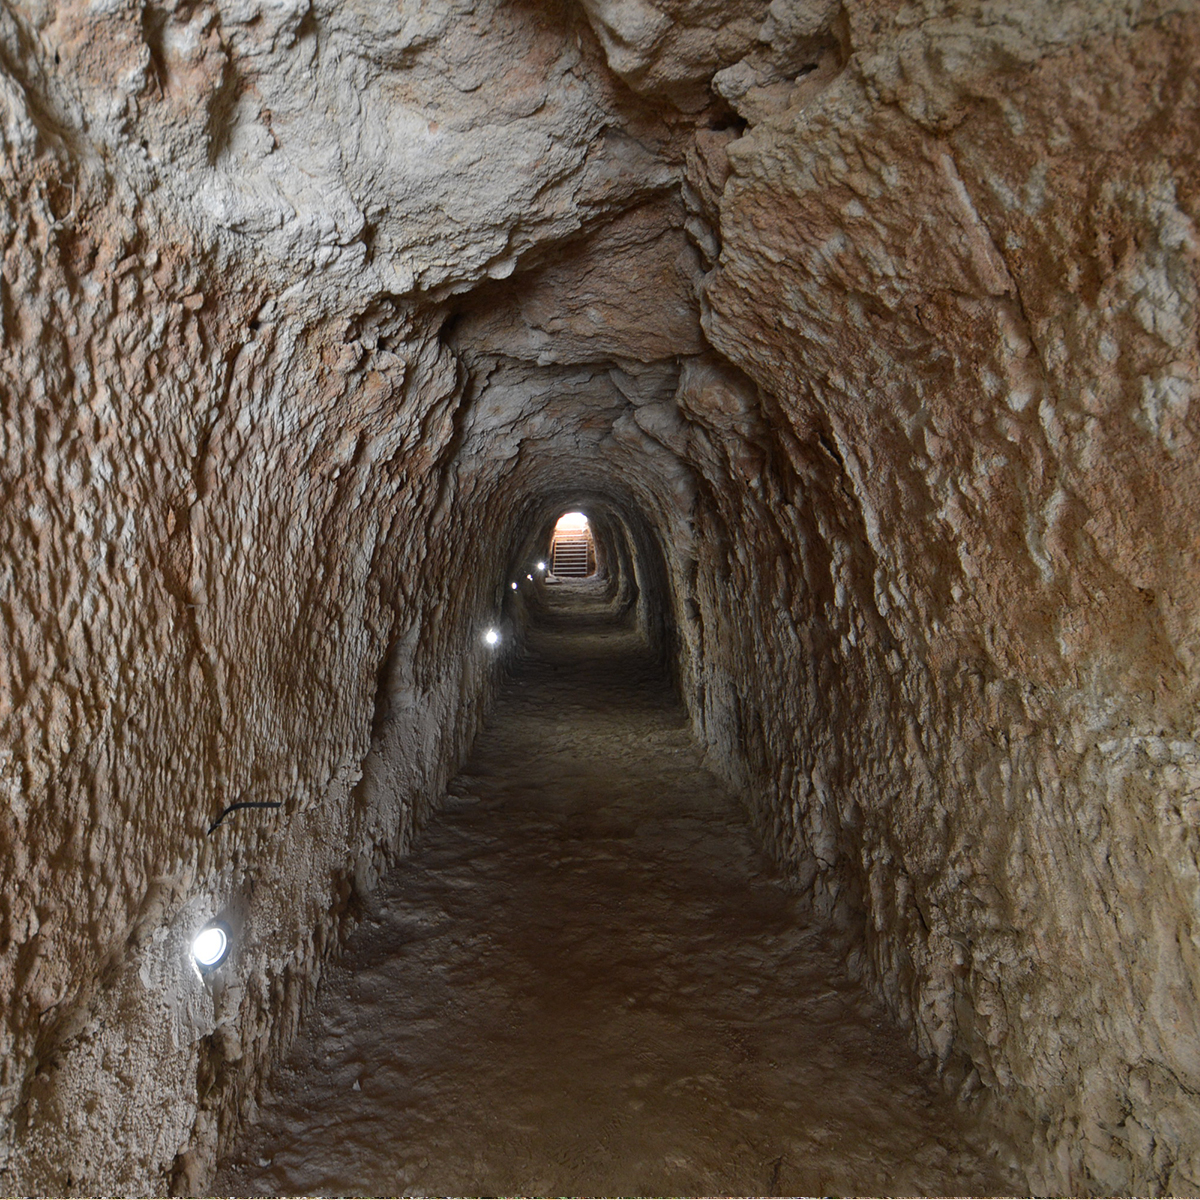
(1, 0), (1199, 1196)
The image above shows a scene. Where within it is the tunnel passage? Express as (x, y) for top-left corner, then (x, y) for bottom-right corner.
(2, 3), (1198, 1197)
(215, 580), (1018, 1198)
(499, 490), (683, 687)
(549, 511), (597, 579)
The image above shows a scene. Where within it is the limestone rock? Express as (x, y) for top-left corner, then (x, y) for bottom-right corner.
(1, 0), (1199, 1195)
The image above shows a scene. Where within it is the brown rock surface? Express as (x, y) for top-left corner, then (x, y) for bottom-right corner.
(0, 0), (1197, 1194)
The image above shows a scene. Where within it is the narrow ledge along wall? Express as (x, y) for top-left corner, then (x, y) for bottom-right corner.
(3, 1), (1200, 1196)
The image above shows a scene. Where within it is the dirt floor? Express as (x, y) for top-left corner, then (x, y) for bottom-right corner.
(213, 584), (1019, 1198)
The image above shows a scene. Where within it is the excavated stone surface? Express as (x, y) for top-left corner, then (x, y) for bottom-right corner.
(1, 0), (1198, 1194)
(692, 7), (1200, 1193)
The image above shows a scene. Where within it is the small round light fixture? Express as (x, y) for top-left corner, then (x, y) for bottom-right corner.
(483, 628), (500, 647)
(526, 574), (533, 581)
(536, 561), (546, 572)
(511, 581), (518, 590)
(192, 921), (230, 972)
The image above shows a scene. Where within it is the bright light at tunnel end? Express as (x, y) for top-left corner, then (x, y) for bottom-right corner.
(192, 921), (230, 972)
(483, 628), (501, 647)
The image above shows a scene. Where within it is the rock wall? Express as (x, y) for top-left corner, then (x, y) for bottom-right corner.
(2, 0), (1199, 1194)
(677, 3), (1200, 1194)
(0, 153), (503, 1186)
(0, 1), (678, 1191)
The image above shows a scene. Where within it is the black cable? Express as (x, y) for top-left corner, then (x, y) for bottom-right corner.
(207, 801), (282, 835)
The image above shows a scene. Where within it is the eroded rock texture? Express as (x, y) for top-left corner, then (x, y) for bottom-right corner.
(0, 0), (1197, 1194)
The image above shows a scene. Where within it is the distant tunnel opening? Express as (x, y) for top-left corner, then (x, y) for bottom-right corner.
(549, 511), (597, 579)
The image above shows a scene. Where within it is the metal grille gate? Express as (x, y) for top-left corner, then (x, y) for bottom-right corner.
(551, 533), (593, 577)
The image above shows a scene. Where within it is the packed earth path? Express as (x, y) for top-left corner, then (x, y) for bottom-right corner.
(214, 585), (1019, 1198)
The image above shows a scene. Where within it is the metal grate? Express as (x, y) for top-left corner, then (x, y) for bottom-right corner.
(552, 533), (592, 577)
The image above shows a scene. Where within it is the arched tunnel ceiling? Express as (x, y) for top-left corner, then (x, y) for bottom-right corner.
(21, 0), (703, 312)
(10, 0), (794, 567)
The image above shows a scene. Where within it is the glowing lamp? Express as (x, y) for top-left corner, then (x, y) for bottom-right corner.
(484, 629), (500, 647)
(192, 922), (230, 972)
